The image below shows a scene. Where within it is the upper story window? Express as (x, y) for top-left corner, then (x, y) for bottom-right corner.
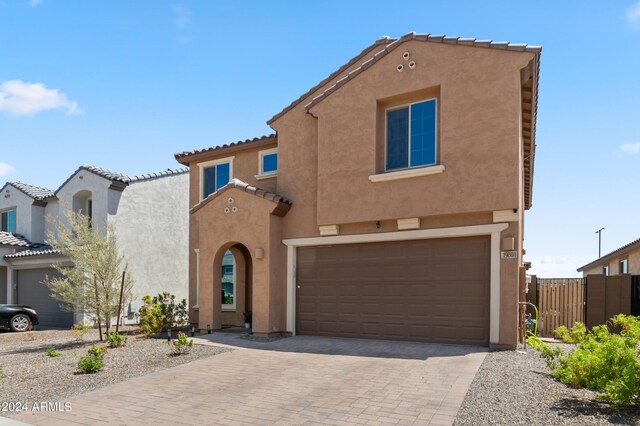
(256, 148), (278, 179)
(386, 98), (437, 171)
(603, 265), (609, 276)
(619, 258), (629, 274)
(1, 209), (16, 233)
(200, 157), (233, 199)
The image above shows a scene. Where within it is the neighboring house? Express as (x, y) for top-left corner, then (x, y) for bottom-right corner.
(0, 165), (189, 327)
(175, 32), (541, 349)
(577, 237), (640, 276)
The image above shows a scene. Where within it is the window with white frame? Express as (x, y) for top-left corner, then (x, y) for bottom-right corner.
(257, 148), (278, 178)
(386, 98), (437, 171)
(1, 209), (16, 233)
(200, 157), (233, 199)
(619, 258), (629, 274)
(603, 265), (609, 275)
(221, 250), (235, 309)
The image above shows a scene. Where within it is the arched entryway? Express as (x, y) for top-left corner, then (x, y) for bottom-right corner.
(214, 243), (252, 329)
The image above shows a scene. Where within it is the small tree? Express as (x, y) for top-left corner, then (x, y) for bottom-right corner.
(44, 209), (134, 340)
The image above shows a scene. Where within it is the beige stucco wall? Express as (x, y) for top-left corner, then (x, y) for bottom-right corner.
(186, 40), (534, 348)
(192, 187), (286, 336)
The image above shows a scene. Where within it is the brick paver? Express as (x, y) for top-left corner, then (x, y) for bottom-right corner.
(12, 335), (486, 425)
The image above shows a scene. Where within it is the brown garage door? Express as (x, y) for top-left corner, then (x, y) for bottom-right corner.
(296, 236), (490, 346)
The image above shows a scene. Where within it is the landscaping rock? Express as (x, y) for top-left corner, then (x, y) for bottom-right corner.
(455, 347), (640, 425)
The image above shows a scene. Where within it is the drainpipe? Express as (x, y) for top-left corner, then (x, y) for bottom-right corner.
(6, 265), (12, 304)
(193, 248), (200, 310)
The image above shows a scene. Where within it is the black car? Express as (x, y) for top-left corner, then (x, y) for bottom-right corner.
(0, 305), (39, 332)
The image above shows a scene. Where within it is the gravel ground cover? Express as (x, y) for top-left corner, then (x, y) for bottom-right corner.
(0, 329), (231, 417)
(455, 344), (640, 426)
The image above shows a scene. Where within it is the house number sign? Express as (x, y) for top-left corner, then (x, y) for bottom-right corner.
(501, 251), (518, 259)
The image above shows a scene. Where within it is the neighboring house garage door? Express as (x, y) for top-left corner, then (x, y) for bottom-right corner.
(17, 268), (74, 328)
(296, 236), (490, 346)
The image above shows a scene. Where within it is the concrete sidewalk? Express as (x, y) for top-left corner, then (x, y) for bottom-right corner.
(12, 335), (486, 425)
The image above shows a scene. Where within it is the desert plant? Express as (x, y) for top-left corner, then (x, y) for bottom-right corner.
(554, 322), (587, 344)
(77, 355), (104, 374)
(528, 314), (640, 405)
(44, 209), (134, 340)
(138, 292), (188, 336)
(105, 331), (127, 348)
(87, 345), (107, 358)
(46, 348), (61, 357)
(168, 331), (194, 355)
(243, 311), (252, 324)
(0, 367), (5, 379)
(71, 322), (89, 341)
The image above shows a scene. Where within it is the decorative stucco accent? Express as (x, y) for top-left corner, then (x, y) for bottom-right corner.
(493, 210), (519, 223)
(319, 225), (339, 236)
(190, 178), (291, 217)
(397, 218), (420, 230)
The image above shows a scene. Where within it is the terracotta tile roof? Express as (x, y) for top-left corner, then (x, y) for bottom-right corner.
(303, 32), (542, 112)
(127, 167), (189, 182)
(4, 244), (60, 260)
(0, 232), (33, 247)
(577, 237), (640, 272)
(174, 134), (276, 164)
(190, 178), (291, 217)
(55, 164), (189, 193)
(1, 182), (55, 200)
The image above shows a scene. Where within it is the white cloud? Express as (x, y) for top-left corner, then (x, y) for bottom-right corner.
(172, 4), (191, 29)
(628, 1), (640, 25)
(28, 0), (42, 7)
(0, 162), (15, 176)
(527, 256), (585, 278)
(621, 142), (640, 154)
(0, 80), (82, 117)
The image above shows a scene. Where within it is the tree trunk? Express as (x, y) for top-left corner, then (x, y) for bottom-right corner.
(93, 277), (103, 342)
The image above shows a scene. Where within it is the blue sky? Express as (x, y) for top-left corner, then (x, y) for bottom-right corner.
(1, 1), (639, 277)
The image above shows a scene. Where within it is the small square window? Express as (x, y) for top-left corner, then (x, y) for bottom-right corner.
(1, 209), (16, 233)
(619, 259), (629, 274)
(257, 148), (278, 178)
(386, 99), (437, 171)
(200, 157), (233, 199)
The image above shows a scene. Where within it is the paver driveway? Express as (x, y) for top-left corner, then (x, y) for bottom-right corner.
(13, 334), (487, 426)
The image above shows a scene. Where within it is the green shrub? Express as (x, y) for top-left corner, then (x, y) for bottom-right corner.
(554, 322), (587, 344)
(0, 367), (5, 379)
(528, 314), (640, 405)
(45, 348), (61, 357)
(168, 331), (194, 355)
(105, 331), (127, 348)
(71, 322), (89, 341)
(87, 345), (107, 358)
(77, 355), (104, 374)
(138, 292), (188, 336)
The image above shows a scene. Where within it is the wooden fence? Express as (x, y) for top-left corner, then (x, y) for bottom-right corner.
(537, 278), (585, 337)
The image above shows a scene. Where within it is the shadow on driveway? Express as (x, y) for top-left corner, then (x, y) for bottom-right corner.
(194, 329), (487, 360)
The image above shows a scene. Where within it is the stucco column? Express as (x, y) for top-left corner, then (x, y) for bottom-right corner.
(6, 265), (13, 304)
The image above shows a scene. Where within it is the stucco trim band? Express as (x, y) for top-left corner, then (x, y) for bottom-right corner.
(283, 222), (509, 344)
(369, 165), (445, 183)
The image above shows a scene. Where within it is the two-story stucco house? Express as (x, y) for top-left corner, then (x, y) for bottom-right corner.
(176, 32), (541, 349)
(0, 165), (189, 327)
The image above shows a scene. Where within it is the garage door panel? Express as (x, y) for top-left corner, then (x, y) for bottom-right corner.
(296, 236), (490, 346)
(17, 268), (74, 328)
